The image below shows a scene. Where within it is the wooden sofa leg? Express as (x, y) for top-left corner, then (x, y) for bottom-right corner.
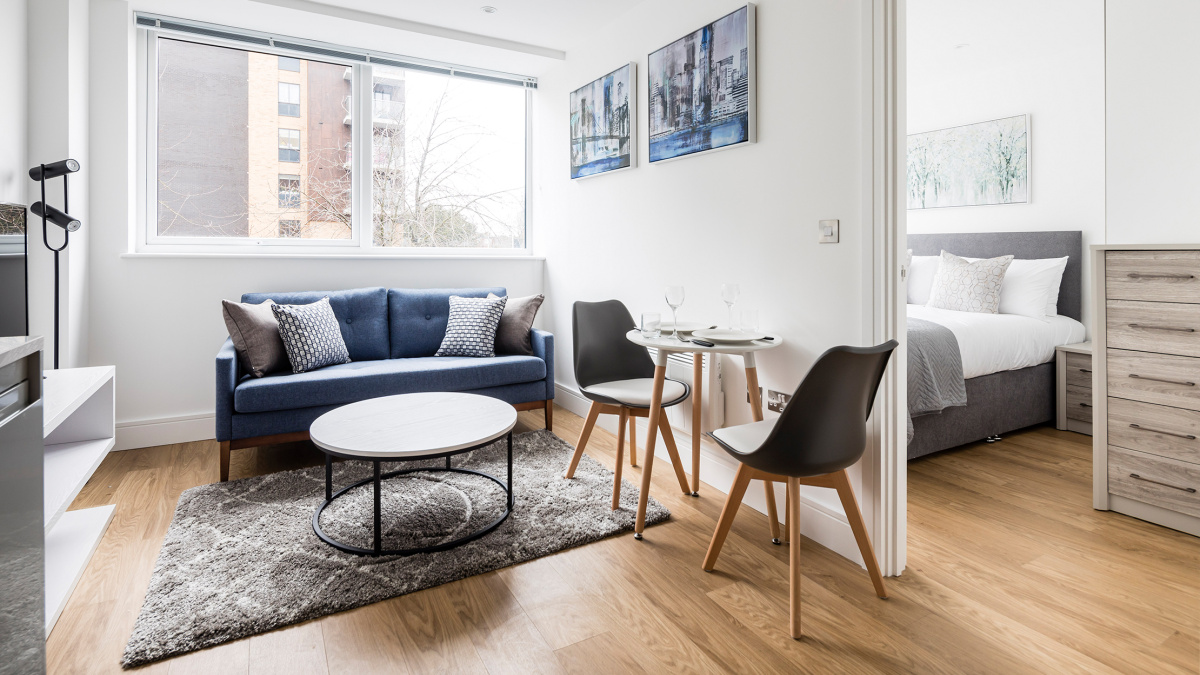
(544, 399), (554, 431)
(219, 441), (231, 482)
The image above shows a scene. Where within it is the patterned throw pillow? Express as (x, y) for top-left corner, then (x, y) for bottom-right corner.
(926, 251), (1014, 314)
(436, 295), (508, 358)
(270, 297), (352, 373)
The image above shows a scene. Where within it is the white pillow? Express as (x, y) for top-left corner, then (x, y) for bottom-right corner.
(907, 255), (941, 305)
(927, 251), (1013, 313)
(964, 256), (1069, 319)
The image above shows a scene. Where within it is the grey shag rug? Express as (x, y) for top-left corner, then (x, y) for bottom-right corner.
(123, 429), (669, 668)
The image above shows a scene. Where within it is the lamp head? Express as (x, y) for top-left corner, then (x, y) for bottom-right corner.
(28, 159), (80, 181)
(31, 202), (81, 232)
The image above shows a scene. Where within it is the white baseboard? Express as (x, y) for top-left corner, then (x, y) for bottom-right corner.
(553, 384), (865, 569)
(115, 413), (215, 451)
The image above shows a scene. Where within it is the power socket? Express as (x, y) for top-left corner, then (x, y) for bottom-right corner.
(767, 389), (791, 413)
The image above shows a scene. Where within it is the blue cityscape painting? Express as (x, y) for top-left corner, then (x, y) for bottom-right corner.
(570, 63), (636, 179)
(648, 4), (755, 163)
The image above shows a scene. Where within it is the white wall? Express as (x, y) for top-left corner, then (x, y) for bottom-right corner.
(27, 0), (90, 369)
(85, 0), (555, 447)
(906, 0), (1105, 332)
(1106, 0), (1200, 246)
(533, 0), (870, 556)
(0, 0), (26, 205)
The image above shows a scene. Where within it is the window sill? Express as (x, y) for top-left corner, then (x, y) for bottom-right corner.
(120, 251), (544, 261)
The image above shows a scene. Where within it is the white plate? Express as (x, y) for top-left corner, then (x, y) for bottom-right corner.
(692, 329), (768, 343)
(659, 321), (709, 334)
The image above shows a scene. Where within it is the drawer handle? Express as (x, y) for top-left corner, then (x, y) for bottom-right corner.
(1128, 473), (1197, 494)
(1129, 373), (1196, 387)
(1079, 402), (1092, 408)
(1127, 272), (1196, 280)
(1129, 423), (1196, 440)
(1079, 368), (1092, 374)
(1129, 323), (1196, 333)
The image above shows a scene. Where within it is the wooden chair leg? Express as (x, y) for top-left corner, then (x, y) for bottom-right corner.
(831, 469), (888, 599)
(612, 408), (628, 510)
(787, 477), (803, 639)
(782, 481), (791, 544)
(565, 401), (602, 479)
(657, 414), (692, 494)
(703, 463), (753, 571)
(628, 416), (638, 466)
(764, 481), (782, 543)
(219, 441), (231, 482)
(544, 399), (554, 431)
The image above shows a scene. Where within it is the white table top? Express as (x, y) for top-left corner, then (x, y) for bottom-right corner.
(310, 392), (517, 459)
(626, 329), (783, 354)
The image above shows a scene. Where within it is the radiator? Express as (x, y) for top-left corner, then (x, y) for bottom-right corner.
(648, 349), (724, 434)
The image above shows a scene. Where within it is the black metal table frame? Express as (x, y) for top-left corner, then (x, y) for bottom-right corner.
(312, 431), (513, 556)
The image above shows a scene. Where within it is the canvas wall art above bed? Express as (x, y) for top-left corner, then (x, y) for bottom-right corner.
(570, 63), (636, 179)
(907, 115), (1030, 209)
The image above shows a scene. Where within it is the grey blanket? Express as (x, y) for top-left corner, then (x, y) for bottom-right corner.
(907, 317), (967, 443)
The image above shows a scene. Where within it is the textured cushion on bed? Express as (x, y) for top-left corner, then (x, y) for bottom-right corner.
(965, 256), (1069, 319)
(927, 251), (1013, 314)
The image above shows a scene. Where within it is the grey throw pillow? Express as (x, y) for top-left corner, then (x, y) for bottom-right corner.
(488, 293), (545, 356)
(270, 297), (352, 373)
(436, 295), (507, 358)
(926, 251), (1014, 314)
(221, 299), (289, 378)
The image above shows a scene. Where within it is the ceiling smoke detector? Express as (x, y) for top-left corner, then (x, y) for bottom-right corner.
(480, 5), (498, 13)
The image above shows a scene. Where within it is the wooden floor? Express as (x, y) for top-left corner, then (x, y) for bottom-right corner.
(48, 407), (1199, 674)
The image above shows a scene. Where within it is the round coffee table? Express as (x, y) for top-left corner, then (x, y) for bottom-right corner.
(309, 391), (518, 556)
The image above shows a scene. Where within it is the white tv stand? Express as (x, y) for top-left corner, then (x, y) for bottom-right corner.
(42, 366), (116, 636)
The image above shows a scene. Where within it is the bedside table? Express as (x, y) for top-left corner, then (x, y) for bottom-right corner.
(1056, 342), (1093, 435)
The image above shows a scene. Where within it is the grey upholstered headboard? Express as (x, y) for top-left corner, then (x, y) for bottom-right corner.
(907, 231), (1083, 322)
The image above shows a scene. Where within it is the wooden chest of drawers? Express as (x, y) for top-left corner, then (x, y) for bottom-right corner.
(1094, 246), (1200, 537)
(1055, 343), (1093, 435)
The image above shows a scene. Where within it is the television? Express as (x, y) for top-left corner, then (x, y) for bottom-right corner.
(0, 203), (28, 337)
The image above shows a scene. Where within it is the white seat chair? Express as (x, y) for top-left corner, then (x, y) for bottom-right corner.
(563, 300), (693, 515)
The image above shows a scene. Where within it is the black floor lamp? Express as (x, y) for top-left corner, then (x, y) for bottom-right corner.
(29, 159), (81, 370)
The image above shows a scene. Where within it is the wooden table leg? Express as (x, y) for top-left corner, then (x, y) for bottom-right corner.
(691, 352), (703, 496)
(628, 416), (637, 467)
(634, 352), (669, 539)
(745, 354), (782, 543)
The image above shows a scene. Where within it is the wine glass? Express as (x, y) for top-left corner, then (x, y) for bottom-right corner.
(720, 283), (741, 329)
(664, 285), (686, 341)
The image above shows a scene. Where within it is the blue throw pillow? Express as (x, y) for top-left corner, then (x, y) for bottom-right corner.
(271, 297), (352, 373)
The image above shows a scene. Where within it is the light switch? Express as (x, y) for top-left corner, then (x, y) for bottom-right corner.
(819, 219), (839, 243)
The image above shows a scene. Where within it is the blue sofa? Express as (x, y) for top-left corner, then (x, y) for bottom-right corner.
(215, 287), (554, 481)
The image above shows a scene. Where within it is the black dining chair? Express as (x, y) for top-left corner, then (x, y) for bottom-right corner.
(702, 340), (898, 640)
(564, 300), (693, 514)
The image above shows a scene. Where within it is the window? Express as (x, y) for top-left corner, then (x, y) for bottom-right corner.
(278, 82), (300, 117)
(278, 129), (300, 162)
(278, 174), (300, 208)
(142, 20), (531, 251)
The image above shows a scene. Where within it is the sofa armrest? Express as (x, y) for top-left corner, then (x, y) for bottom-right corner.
(531, 329), (554, 400)
(215, 338), (240, 442)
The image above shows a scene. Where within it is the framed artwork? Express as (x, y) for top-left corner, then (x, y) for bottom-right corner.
(907, 114), (1031, 209)
(648, 4), (756, 163)
(570, 62), (636, 179)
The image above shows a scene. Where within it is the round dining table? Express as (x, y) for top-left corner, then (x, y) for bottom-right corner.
(624, 329), (783, 539)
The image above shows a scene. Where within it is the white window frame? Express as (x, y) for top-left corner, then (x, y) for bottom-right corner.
(135, 23), (534, 257)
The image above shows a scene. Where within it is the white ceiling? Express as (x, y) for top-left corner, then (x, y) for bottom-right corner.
(303, 0), (645, 53)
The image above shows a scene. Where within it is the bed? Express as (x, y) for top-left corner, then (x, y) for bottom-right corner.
(907, 231), (1085, 460)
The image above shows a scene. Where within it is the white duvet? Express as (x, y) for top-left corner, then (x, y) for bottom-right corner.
(908, 304), (1086, 379)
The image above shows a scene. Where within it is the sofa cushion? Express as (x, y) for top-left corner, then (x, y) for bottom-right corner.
(242, 288), (388, 362)
(388, 287), (505, 358)
(233, 355), (546, 413)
